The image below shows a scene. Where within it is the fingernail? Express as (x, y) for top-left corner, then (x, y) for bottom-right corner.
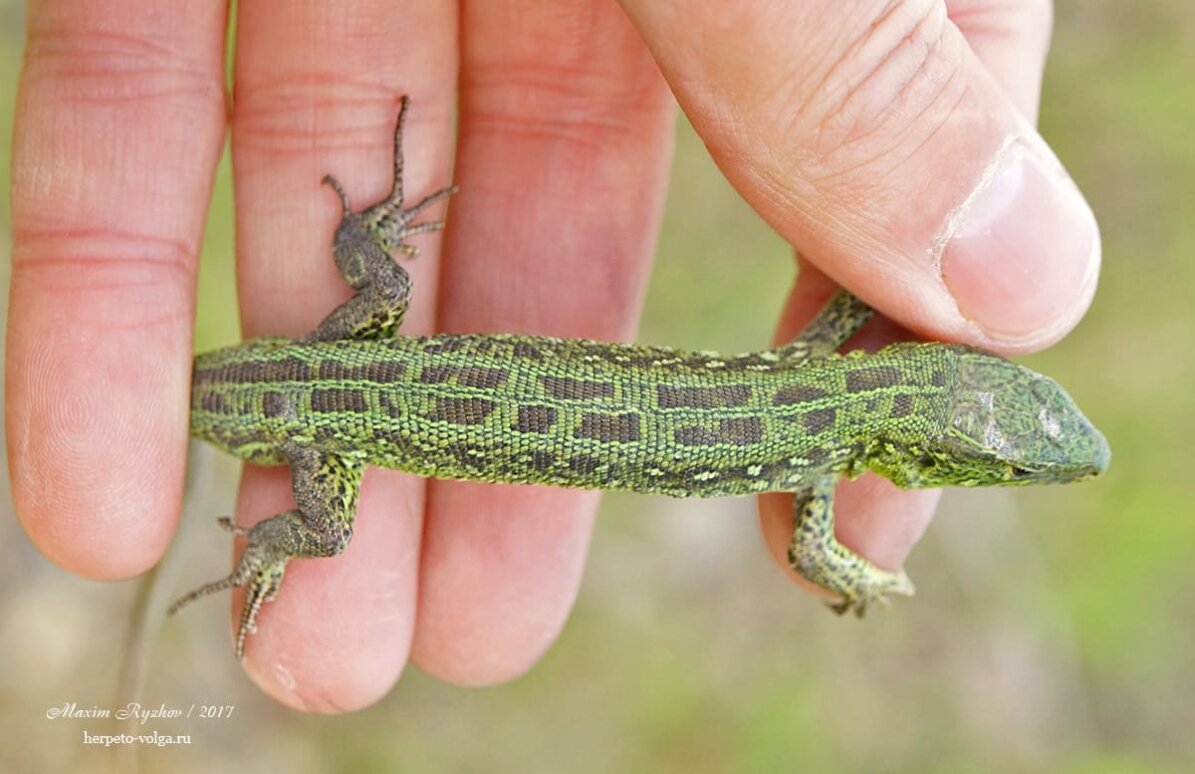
(941, 140), (1100, 345)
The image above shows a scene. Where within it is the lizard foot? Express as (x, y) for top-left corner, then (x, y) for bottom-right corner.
(168, 515), (295, 660)
(824, 570), (916, 618)
(788, 535), (917, 618)
(788, 479), (917, 618)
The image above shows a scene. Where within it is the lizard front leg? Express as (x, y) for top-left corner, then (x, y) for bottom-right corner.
(787, 475), (916, 616)
(170, 446), (365, 659)
(768, 289), (875, 366)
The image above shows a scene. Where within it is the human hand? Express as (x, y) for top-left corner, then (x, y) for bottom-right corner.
(617, 0), (1099, 611)
(8, 0), (1097, 713)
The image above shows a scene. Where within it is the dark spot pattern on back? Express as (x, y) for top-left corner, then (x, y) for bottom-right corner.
(419, 365), (456, 384)
(191, 368), (222, 387)
(446, 442), (486, 469)
(314, 358), (407, 382)
(317, 360), (356, 380)
(576, 412), (641, 443)
(417, 364), (509, 389)
(472, 339), (498, 356)
(802, 407), (837, 435)
(891, 393), (915, 418)
(716, 417), (764, 445)
(675, 426), (712, 446)
(366, 359), (406, 382)
(657, 384), (751, 408)
(845, 366), (904, 393)
(311, 388), (368, 413)
(512, 341), (544, 360)
(212, 356), (310, 385)
(423, 339), (466, 356)
(379, 393), (402, 418)
(568, 455), (602, 475)
(458, 366), (508, 389)
(528, 450), (556, 472)
(541, 375), (615, 400)
(262, 392), (288, 418)
(674, 416), (764, 446)
(516, 405), (557, 434)
(772, 384), (829, 406)
(433, 397), (497, 425)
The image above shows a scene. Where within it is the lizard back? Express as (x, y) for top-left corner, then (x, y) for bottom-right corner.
(191, 334), (956, 497)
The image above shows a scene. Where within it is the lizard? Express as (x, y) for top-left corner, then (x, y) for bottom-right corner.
(169, 97), (1111, 660)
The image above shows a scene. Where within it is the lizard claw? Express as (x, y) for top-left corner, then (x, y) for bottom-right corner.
(216, 516), (250, 536)
(231, 544), (287, 661)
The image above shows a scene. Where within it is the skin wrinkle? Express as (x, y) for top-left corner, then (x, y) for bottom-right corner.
(231, 98), (440, 159)
(12, 254), (194, 291)
(462, 58), (663, 111)
(807, 2), (942, 161)
(25, 28), (215, 85)
(796, 9), (954, 182)
(21, 26), (225, 113)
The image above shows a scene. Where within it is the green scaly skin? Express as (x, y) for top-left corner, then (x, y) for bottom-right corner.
(169, 97), (1111, 660)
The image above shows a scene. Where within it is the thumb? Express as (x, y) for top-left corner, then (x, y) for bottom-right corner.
(620, 0), (1099, 353)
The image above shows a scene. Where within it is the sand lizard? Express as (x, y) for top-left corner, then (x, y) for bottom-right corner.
(169, 97), (1110, 659)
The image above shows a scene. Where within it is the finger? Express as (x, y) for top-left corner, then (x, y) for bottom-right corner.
(8, 2), (226, 577)
(618, 0), (1099, 354)
(228, 0), (456, 711)
(410, 0), (675, 685)
(948, 0), (1052, 121)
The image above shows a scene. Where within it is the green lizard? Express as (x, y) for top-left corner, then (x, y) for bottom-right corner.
(170, 97), (1111, 660)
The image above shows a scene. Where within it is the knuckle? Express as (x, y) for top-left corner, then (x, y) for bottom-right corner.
(462, 64), (666, 159)
(9, 222), (194, 339)
(12, 225), (193, 299)
(22, 22), (223, 111)
(233, 89), (393, 162)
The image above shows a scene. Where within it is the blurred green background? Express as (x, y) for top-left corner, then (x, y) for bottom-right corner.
(2, 1), (1192, 772)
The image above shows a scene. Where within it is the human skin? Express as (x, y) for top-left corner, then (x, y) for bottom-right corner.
(7, 0), (1099, 712)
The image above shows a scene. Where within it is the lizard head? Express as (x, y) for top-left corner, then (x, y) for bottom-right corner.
(904, 349), (1110, 488)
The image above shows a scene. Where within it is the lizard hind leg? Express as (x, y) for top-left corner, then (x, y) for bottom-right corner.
(169, 449), (365, 660)
(360, 95), (457, 254)
(787, 477), (916, 616)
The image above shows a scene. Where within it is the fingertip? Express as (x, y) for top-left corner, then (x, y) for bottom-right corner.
(7, 294), (190, 580)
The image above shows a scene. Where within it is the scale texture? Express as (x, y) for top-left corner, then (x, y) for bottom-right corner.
(173, 99), (1110, 660)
